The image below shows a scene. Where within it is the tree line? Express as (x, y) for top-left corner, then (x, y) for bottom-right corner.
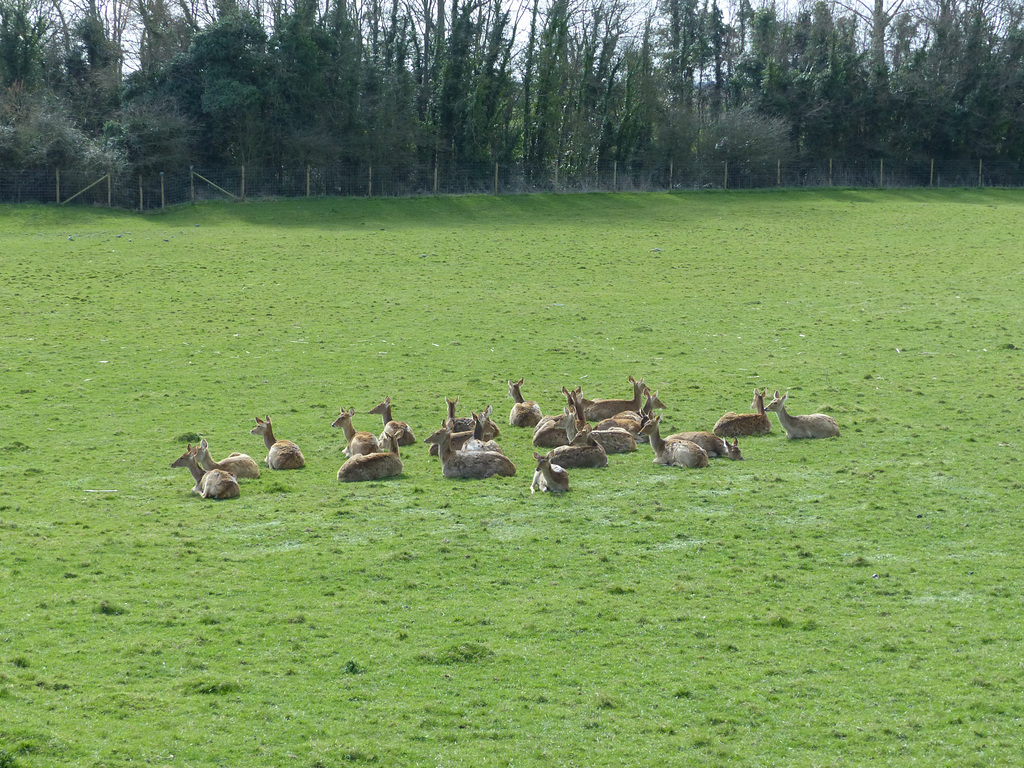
(1, 0), (1023, 182)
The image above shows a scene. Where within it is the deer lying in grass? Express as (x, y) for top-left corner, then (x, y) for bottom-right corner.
(444, 396), (477, 434)
(337, 427), (405, 482)
(578, 376), (646, 422)
(368, 396), (416, 446)
(532, 408), (572, 448)
(713, 388), (772, 437)
(463, 407), (504, 454)
(508, 378), (544, 428)
(765, 390), (841, 439)
(250, 415), (305, 469)
(562, 389), (637, 454)
(171, 444), (241, 499)
(531, 452), (569, 493)
(423, 424), (517, 479)
(332, 407), (380, 457)
(548, 424), (608, 469)
(194, 438), (261, 479)
(664, 431), (742, 460)
(639, 416), (709, 468)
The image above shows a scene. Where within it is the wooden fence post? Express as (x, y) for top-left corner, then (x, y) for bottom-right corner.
(724, 162), (728, 190)
(139, 176), (143, 211)
(368, 165), (373, 197)
(777, 159), (781, 186)
(241, 165), (246, 198)
(879, 159), (884, 188)
(494, 163), (499, 195)
(613, 160), (618, 191)
(160, 172), (165, 209)
(107, 174), (112, 207)
(829, 158), (833, 187)
(554, 159), (559, 193)
(978, 159), (983, 187)
(669, 159), (674, 190)
(55, 168), (60, 204)
(190, 166), (195, 203)
(433, 162), (438, 194)
(306, 165), (311, 197)
(930, 159), (934, 188)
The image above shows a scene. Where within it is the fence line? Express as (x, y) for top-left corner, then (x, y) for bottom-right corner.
(1, 158), (1022, 210)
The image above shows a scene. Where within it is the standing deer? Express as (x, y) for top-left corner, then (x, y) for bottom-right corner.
(250, 415), (305, 469)
(170, 444), (241, 499)
(713, 388), (772, 437)
(764, 391), (841, 439)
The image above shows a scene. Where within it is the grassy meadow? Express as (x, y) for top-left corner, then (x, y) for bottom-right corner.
(1, 189), (1022, 767)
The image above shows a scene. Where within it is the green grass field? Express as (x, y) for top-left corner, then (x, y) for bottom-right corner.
(1, 189), (1022, 767)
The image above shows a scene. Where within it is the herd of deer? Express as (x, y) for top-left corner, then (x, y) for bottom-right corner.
(170, 378), (840, 499)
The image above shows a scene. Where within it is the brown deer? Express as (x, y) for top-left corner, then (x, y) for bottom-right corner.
(444, 396), (477, 434)
(508, 378), (544, 428)
(250, 415), (305, 469)
(423, 425), (517, 480)
(368, 396), (416, 446)
(337, 427), (405, 482)
(170, 444), (240, 499)
(531, 452), (570, 493)
(532, 407), (573, 448)
(664, 431), (742, 460)
(577, 376), (645, 422)
(639, 416), (709, 468)
(764, 391), (841, 439)
(194, 438), (261, 479)
(713, 388), (772, 438)
(548, 424), (609, 469)
(332, 407), (380, 457)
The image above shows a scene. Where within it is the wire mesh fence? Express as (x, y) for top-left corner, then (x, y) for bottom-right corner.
(2, 158), (1022, 210)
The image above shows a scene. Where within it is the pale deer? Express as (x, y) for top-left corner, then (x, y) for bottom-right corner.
(639, 416), (710, 468)
(548, 424), (608, 469)
(463, 407), (505, 454)
(531, 452), (570, 493)
(368, 396), (416, 446)
(664, 431), (742, 460)
(170, 444), (241, 499)
(337, 428), (405, 482)
(508, 378), (544, 428)
(195, 438), (261, 479)
(423, 425), (517, 480)
(332, 407), (380, 457)
(764, 391), (841, 439)
(713, 388), (772, 438)
(250, 415), (306, 469)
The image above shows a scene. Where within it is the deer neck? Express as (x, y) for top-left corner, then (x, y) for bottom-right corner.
(260, 425), (277, 451)
(646, 425), (665, 455)
(337, 418), (356, 442)
(179, 454), (205, 486)
(511, 383), (525, 404)
(195, 446), (216, 472)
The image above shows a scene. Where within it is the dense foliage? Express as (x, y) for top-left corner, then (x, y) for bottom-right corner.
(1, 0), (1023, 176)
